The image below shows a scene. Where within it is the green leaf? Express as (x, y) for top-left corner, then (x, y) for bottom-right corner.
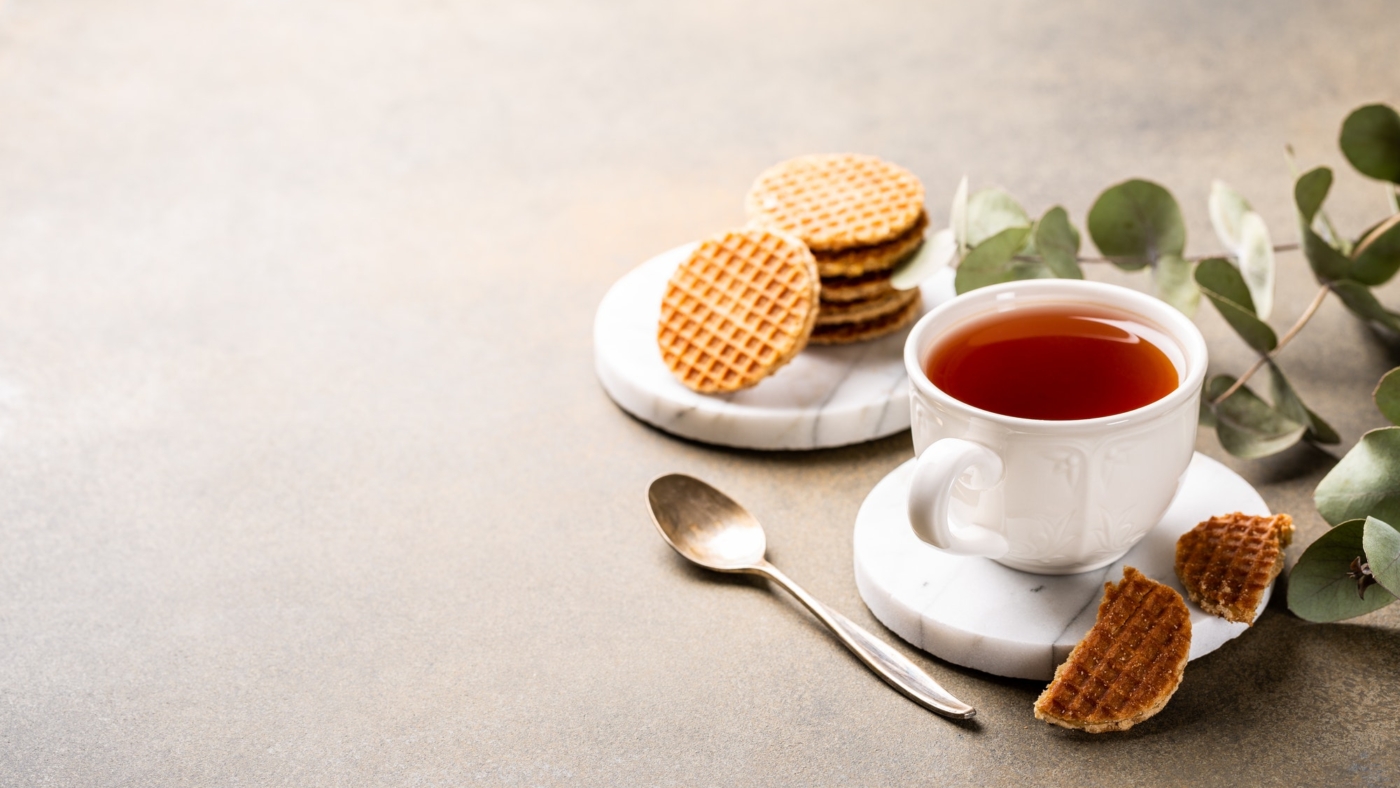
(891, 228), (956, 290)
(1315, 426), (1400, 526)
(1288, 519), (1397, 622)
(1374, 367), (1400, 427)
(1195, 258), (1277, 353)
(965, 188), (1030, 248)
(1329, 280), (1400, 333)
(1199, 398), (1218, 429)
(1340, 104), (1400, 184)
(1207, 375), (1307, 459)
(950, 175), (969, 252)
(1294, 167), (1333, 224)
(1363, 516), (1400, 597)
(1152, 254), (1199, 315)
(1087, 179), (1186, 270)
(1267, 361), (1340, 445)
(1238, 211), (1276, 320)
(1034, 206), (1083, 279)
(1349, 213), (1400, 286)
(953, 226), (1040, 294)
(1208, 179), (1251, 252)
(1301, 223), (1353, 283)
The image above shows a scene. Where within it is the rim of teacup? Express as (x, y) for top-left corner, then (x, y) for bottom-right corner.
(903, 278), (1208, 431)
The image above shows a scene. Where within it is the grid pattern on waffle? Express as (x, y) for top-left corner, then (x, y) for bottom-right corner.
(658, 229), (817, 393)
(1175, 513), (1293, 625)
(1034, 567), (1191, 732)
(809, 293), (921, 345)
(812, 210), (929, 278)
(745, 154), (925, 251)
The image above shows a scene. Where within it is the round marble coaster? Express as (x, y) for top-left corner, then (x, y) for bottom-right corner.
(853, 452), (1271, 681)
(593, 243), (956, 450)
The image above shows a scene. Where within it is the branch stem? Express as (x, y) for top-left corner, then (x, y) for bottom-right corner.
(1015, 242), (1303, 266)
(1210, 284), (1332, 405)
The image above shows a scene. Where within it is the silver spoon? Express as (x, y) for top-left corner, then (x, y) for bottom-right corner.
(647, 473), (975, 720)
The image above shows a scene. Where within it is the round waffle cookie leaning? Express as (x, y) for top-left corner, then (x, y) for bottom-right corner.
(745, 154), (926, 252)
(657, 228), (820, 394)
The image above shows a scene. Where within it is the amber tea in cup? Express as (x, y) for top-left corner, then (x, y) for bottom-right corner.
(924, 303), (1179, 421)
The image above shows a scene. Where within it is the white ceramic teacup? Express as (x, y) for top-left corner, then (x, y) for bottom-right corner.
(903, 279), (1208, 575)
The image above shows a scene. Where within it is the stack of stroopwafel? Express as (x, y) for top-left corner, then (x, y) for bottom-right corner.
(745, 154), (927, 344)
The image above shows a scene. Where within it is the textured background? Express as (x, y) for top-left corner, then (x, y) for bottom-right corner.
(1, 0), (1398, 785)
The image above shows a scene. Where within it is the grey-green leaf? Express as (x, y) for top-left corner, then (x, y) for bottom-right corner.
(1294, 167), (1333, 224)
(891, 228), (956, 291)
(1267, 361), (1340, 445)
(1363, 516), (1400, 598)
(1207, 375), (1307, 459)
(1288, 519), (1397, 622)
(950, 175), (969, 252)
(1315, 426), (1400, 526)
(1329, 280), (1400, 333)
(1208, 179), (1251, 252)
(965, 188), (1031, 248)
(1238, 211), (1276, 320)
(1340, 104), (1400, 184)
(1349, 213), (1400, 286)
(1035, 206), (1083, 279)
(1153, 253), (1199, 316)
(953, 226), (1041, 294)
(1301, 223), (1352, 282)
(1374, 367), (1400, 427)
(1087, 179), (1186, 269)
(1196, 258), (1277, 353)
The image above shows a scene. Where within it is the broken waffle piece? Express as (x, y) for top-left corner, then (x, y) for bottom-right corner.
(1033, 566), (1192, 733)
(1175, 512), (1294, 625)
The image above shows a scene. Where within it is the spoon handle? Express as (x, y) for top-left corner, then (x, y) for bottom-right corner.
(756, 561), (975, 719)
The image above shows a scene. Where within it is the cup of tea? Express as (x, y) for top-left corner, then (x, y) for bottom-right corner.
(903, 279), (1208, 574)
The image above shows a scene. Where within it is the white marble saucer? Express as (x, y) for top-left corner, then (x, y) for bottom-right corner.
(853, 452), (1271, 681)
(593, 243), (956, 450)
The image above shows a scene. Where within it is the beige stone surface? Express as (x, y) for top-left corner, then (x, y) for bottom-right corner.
(1, 0), (1399, 784)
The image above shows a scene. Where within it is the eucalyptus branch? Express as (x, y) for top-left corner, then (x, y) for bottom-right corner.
(1011, 242), (1301, 267)
(1209, 283), (1332, 406)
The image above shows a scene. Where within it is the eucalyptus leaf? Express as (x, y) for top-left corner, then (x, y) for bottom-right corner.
(1287, 519), (1397, 623)
(953, 226), (1041, 294)
(1363, 516), (1400, 597)
(1301, 223), (1352, 283)
(1087, 179), (1186, 270)
(1237, 211), (1276, 320)
(950, 175), (969, 252)
(1153, 254), (1199, 316)
(1195, 258), (1276, 352)
(1315, 426), (1400, 526)
(1199, 398), (1218, 429)
(1267, 361), (1340, 445)
(965, 188), (1031, 247)
(1208, 179), (1251, 252)
(1294, 166), (1333, 224)
(891, 228), (956, 290)
(1340, 103), (1400, 184)
(1329, 280), (1400, 333)
(1374, 367), (1400, 427)
(1034, 206), (1082, 279)
(1207, 375), (1307, 459)
(1349, 213), (1400, 286)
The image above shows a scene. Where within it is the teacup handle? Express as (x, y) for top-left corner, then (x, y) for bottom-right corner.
(907, 438), (1010, 559)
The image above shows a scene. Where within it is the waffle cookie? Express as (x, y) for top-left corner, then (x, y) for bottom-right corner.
(657, 228), (819, 394)
(1033, 567), (1192, 733)
(745, 154), (926, 252)
(1175, 512), (1294, 625)
(810, 292), (922, 345)
(819, 270), (898, 304)
(812, 211), (929, 278)
(814, 288), (919, 327)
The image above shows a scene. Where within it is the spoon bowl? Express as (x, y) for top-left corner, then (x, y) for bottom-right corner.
(648, 474), (767, 571)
